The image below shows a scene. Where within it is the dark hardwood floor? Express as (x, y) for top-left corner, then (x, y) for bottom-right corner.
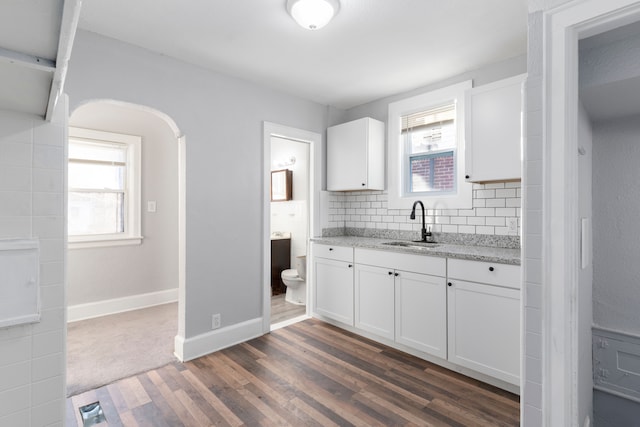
(270, 293), (306, 325)
(66, 319), (519, 426)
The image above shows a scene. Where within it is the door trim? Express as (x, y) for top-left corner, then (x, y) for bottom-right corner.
(262, 122), (321, 333)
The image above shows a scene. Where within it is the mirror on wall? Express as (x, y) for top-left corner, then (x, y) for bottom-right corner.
(271, 169), (293, 201)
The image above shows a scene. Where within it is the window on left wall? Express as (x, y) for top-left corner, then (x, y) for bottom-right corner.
(68, 127), (142, 249)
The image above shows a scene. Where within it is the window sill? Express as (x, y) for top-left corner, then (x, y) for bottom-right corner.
(69, 235), (144, 250)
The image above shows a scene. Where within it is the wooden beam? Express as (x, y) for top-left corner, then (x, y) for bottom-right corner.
(0, 46), (55, 72)
(45, 0), (82, 121)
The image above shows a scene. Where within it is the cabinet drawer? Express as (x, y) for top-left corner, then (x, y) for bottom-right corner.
(313, 243), (353, 262)
(448, 258), (520, 289)
(355, 248), (445, 276)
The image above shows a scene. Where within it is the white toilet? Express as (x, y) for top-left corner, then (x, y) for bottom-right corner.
(281, 255), (306, 305)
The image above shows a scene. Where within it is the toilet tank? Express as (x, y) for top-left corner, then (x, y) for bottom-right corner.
(296, 255), (307, 280)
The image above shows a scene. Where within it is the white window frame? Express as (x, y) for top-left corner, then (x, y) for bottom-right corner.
(68, 127), (143, 249)
(388, 81), (473, 209)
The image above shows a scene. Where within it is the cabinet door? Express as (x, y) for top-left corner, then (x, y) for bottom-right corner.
(354, 264), (395, 340)
(313, 257), (354, 325)
(465, 74), (525, 183)
(395, 271), (447, 359)
(447, 280), (520, 385)
(327, 119), (368, 191)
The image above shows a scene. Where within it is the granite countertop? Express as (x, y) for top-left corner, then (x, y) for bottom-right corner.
(310, 236), (521, 266)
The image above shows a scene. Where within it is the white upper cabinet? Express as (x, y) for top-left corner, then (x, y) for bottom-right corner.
(327, 117), (384, 191)
(465, 74), (526, 183)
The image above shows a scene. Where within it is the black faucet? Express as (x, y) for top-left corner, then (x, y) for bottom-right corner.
(410, 200), (433, 243)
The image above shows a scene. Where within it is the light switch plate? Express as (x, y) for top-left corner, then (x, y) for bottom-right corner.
(147, 201), (157, 213)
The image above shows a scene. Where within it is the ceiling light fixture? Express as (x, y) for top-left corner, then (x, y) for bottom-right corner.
(286, 0), (340, 31)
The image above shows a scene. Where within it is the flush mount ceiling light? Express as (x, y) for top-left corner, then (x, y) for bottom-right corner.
(286, 0), (340, 30)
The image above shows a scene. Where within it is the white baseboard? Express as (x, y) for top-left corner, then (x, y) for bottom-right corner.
(175, 317), (264, 362)
(67, 288), (179, 322)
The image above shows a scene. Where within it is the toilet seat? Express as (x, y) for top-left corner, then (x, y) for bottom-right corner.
(281, 269), (303, 281)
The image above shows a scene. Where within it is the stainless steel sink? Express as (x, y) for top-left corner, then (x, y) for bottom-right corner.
(382, 241), (439, 249)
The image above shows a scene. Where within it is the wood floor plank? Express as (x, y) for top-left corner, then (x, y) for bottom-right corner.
(181, 369), (242, 427)
(66, 318), (520, 426)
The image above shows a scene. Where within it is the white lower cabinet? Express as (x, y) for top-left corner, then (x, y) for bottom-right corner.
(354, 248), (447, 358)
(313, 244), (354, 326)
(354, 264), (395, 340)
(395, 271), (447, 359)
(447, 259), (521, 386)
(313, 244), (521, 389)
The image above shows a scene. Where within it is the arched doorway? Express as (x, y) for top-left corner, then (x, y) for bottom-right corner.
(65, 100), (186, 395)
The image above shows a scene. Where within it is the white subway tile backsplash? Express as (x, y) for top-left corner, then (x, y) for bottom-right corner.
(476, 226), (495, 235)
(442, 225), (458, 233)
(486, 198), (506, 208)
(496, 188), (516, 198)
(476, 189), (496, 198)
(458, 225), (476, 234)
(327, 182), (521, 238)
(486, 217), (506, 226)
(495, 208), (516, 217)
(467, 217), (486, 226)
(475, 208), (496, 217)
(473, 198), (486, 208)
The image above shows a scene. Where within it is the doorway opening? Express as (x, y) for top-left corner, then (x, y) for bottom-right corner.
(262, 122), (321, 332)
(66, 100), (185, 396)
(269, 136), (310, 327)
(541, 1), (640, 424)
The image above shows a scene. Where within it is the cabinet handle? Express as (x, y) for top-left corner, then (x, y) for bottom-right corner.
(388, 271), (393, 275)
(489, 266), (495, 272)
(361, 183), (366, 186)
(348, 264), (353, 268)
(448, 282), (452, 287)
(394, 272), (399, 277)
(329, 247), (333, 251)
(465, 174), (470, 179)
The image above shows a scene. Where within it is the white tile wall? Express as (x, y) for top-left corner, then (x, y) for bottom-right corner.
(0, 104), (67, 427)
(326, 182), (521, 237)
(523, 7), (545, 426)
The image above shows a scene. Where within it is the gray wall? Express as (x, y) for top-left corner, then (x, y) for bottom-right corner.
(65, 30), (328, 339)
(67, 102), (179, 307)
(339, 55), (526, 125)
(593, 115), (640, 333)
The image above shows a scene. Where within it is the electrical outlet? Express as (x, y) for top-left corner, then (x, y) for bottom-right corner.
(507, 217), (518, 234)
(212, 313), (221, 330)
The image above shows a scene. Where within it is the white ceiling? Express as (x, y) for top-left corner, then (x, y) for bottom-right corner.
(77, 0), (528, 110)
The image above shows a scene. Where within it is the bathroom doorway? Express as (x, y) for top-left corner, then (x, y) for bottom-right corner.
(262, 122), (321, 332)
